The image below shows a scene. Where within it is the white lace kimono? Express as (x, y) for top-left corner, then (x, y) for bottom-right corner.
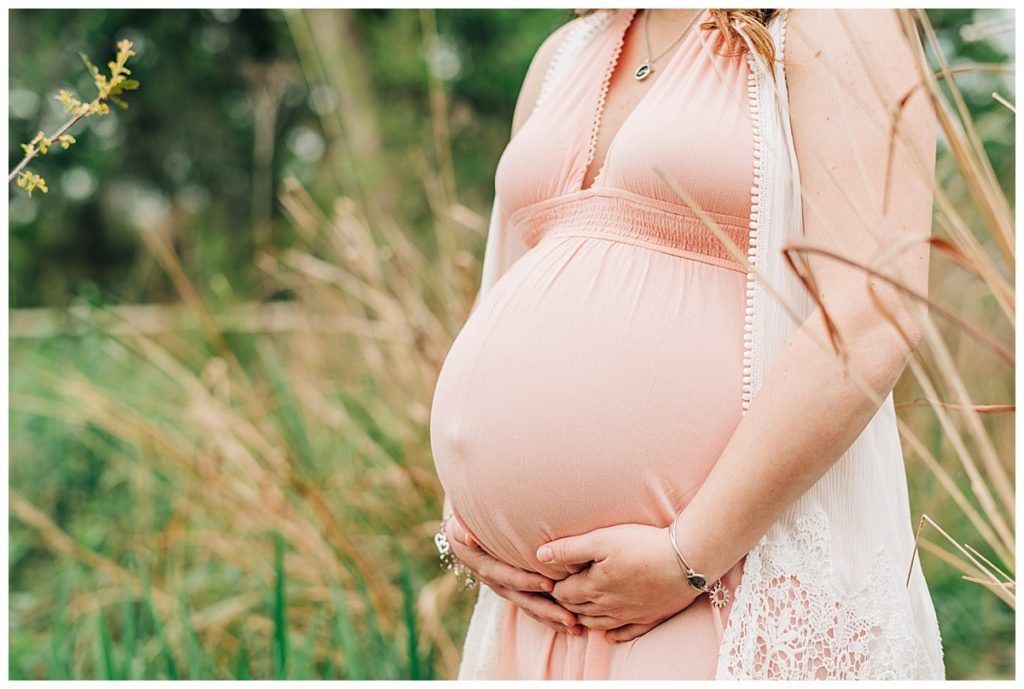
(457, 9), (946, 680)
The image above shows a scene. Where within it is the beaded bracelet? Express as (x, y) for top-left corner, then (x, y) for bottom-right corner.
(433, 511), (478, 591)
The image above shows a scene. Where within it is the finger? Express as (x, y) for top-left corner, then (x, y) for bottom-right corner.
(550, 570), (595, 605)
(575, 614), (622, 631)
(488, 583), (562, 634)
(455, 545), (555, 594)
(557, 599), (605, 615)
(502, 588), (581, 634)
(606, 622), (658, 643)
(446, 517), (473, 548)
(522, 608), (576, 635)
(537, 532), (606, 567)
(489, 583), (564, 633)
(454, 518), (482, 550)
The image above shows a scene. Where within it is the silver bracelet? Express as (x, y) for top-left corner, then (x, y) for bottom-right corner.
(434, 511), (478, 591)
(668, 509), (729, 608)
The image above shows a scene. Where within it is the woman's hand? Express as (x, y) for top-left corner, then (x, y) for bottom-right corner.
(445, 513), (585, 636)
(536, 523), (701, 642)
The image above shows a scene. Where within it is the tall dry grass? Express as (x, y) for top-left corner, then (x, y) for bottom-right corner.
(896, 10), (1014, 609)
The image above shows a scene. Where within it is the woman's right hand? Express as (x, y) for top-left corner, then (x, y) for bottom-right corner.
(445, 513), (584, 637)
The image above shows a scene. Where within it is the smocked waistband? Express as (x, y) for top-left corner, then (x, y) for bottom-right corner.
(509, 188), (753, 272)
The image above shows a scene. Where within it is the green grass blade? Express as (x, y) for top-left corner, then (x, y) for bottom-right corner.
(48, 569), (71, 679)
(294, 607), (323, 679)
(140, 575), (178, 679)
(349, 559), (394, 678)
(180, 593), (204, 678)
(120, 586), (137, 679)
(322, 605), (338, 679)
(399, 551), (420, 680)
(425, 643), (437, 680)
(273, 531), (289, 679)
(96, 608), (116, 680)
(330, 581), (365, 680)
(257, 340), (315, 473)
(235, 634), (252, 680)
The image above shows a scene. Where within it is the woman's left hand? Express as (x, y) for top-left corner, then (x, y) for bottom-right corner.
(536, 523), (701, 643)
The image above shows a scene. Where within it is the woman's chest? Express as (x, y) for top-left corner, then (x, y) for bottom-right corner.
(495, 9), (755, 225)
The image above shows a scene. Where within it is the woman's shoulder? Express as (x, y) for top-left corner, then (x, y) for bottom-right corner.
(783, 9), (915, 77)
(509, 12), (607, 137)
(782, 8), (927, 135)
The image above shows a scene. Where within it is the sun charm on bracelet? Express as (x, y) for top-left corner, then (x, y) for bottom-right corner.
(708, 578), (730, 608)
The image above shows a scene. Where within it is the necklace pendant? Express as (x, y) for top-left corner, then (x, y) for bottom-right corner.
(634, 62), (652, 80)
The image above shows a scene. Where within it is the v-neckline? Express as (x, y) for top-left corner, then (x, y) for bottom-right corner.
(579, 8), (709, 193)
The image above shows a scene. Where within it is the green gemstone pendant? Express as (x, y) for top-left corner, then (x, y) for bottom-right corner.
(635, 62), (652, 80)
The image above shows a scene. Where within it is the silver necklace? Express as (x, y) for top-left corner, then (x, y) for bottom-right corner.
(634, 8), (704, 81)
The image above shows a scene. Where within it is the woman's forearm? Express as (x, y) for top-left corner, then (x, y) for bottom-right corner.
(671, 301), (920, 584)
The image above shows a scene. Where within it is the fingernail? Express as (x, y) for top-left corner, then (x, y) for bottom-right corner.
(541, 580), (553, 591)
(537, 546), (553, 562)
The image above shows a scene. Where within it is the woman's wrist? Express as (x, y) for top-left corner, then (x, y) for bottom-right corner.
(434, 496), (477, 591)
(668, 507), (735, 590)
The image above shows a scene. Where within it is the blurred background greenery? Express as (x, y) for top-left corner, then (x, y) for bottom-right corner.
(8, 7), (1015, 679)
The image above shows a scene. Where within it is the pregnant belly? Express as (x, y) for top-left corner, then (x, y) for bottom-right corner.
(430, 233), (746, 579)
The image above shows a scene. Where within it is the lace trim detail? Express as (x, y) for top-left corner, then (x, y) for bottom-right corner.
(534, 28), (571, 114)
(581, 9), (635, 191)
(779, 4), (790, 74)
(715, 507), (938, 679)
(740, 33), (763, 415)
(534, 10), (614, 114)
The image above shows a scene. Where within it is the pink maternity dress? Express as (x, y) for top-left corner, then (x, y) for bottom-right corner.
(430, 8), (757, 679)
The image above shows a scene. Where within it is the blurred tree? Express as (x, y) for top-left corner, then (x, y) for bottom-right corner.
(7, 9), (1013, 309)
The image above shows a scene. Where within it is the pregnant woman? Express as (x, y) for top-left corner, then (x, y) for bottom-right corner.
(430, 8), (945, 680)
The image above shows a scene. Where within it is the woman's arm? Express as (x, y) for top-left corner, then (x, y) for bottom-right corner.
(538, 9), (937, 638)
(671, 7), (936, 589)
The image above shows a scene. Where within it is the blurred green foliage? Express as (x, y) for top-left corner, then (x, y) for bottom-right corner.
(9, 8), (572, 309)
(9, 9), (1014, 302)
